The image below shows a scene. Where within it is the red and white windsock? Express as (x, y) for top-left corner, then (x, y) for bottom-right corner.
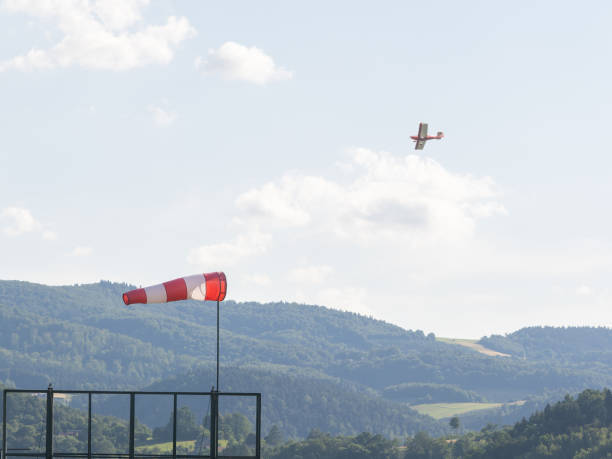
(122, 272), (227, 305)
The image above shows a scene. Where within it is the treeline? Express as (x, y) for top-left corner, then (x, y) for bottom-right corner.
(6, 387), (612, 458)
(401, 388), (612, 458)
(266, 388), (612, 458)
(382, 383), (485, 404)
(480, 326), (612, 365)
(267, 431), (399, 459)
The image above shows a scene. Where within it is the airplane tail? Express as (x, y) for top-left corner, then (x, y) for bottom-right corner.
(437, 131), (444, 138)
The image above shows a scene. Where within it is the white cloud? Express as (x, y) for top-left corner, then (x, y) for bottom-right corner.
(187, 231), (271, 267)
(42, 230), (57, 240)
(1, 206), (41, 235)
(236, 176), (324, 227)
(186, 149), (506, 325)
(0, 0), (196, 72)
(195, 41), (292, 84)
(576, 284), (592, 296)
(148, 105), (176, 127)
(244, 273), (271, 286)
(71, 246), (93, 256)
(287, 265), (333, 284)
(1, 206), (55, 239)
(235, 148), (505, 244)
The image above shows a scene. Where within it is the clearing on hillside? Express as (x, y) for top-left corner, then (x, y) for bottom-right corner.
(437, 337), (511, 357)
(412, 400), (526, 420)
(411, 402), (504, 420)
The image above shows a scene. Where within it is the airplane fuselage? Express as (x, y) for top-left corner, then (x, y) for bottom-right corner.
(412, 123), (443, 150)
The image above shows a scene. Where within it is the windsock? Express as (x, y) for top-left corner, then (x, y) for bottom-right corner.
(122, 272), (227, 305)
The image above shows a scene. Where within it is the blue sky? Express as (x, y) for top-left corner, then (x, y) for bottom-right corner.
(1, 0), (611, 337)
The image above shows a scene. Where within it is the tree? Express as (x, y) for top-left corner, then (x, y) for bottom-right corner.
(219, 413), (251, 444)
(265, 425), (283, 447)
(449, 416), (460, 432)
(404, 431), (450, 459)
(153, 407), (202, 442)
(307, 428), (325, 440)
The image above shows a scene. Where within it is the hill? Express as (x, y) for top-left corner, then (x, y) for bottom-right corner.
(264, 388), (612, 458)
(2, 280), (612, 436)
(137, 366), (445, 438)
(480, 326), (612, 365)
(402, 388), (612, 458)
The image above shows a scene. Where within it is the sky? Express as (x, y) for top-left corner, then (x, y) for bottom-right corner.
(0, 0), (611, 338)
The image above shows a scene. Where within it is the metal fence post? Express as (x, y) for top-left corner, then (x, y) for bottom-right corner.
(88, 393), (92, 459)
(2, 390), (7, 459)
(46, 386), (53, 459)
(129, 393), (135, 459)
(210, 391), (218, 459)
(172, 394), (177, 459)
(256, 394), (261, 459)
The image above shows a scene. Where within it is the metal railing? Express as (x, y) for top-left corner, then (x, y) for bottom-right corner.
(2, 388), (261, 459)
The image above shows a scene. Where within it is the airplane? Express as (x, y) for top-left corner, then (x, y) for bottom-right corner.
(410, 122), (444, 150)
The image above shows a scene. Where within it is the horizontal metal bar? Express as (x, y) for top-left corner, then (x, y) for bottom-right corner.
(134, 457), (212, 459)
(166, 456), (214, 458)
(213, 393), (261, 397)
(3, 390), (208, 396)
(2, 455), (215, 459)
(53, 454), (130, 457)
(3, 390), (260, 397)
(50, 454), (127, 457)
(134, 455), (189, 458)
(4, 454), (46, 457)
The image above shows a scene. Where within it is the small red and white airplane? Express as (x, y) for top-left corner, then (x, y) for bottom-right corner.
(410, 122), (444, 150)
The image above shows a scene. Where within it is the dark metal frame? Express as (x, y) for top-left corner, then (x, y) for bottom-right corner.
(2, 387), (261, 459)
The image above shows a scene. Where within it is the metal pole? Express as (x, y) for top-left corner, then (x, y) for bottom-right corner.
(216, 300), (220, 391)
(129, 393), (135, 459)
(215, 300), (220, 459)
(210, 392), (218, 459)
(88, 393), (92, 459)
(256, 394), (261, 459)
(172, 394), (177, 459)
(46, 385), (53, 459)
(2, 390), (7, 459)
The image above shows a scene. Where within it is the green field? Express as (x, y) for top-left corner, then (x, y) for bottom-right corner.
(135, 440), (196, 454)
(411, 402), (504, 419)
(135, 439), (228, 454)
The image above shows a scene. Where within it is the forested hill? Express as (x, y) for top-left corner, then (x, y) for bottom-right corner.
(267, 388), (612, 458)
(2, 280), (612, 436)
(139, 366), (445, 438)
(480, 326), (612, 364)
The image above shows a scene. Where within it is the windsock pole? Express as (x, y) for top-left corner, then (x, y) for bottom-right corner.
(216, 299), (220, 391)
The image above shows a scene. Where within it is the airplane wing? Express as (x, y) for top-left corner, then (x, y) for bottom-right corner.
(418, 123), (428, 138)
(415, 139), (426, 150)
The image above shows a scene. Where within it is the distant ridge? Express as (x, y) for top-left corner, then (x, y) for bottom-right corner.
(2, 280), (612, 434)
